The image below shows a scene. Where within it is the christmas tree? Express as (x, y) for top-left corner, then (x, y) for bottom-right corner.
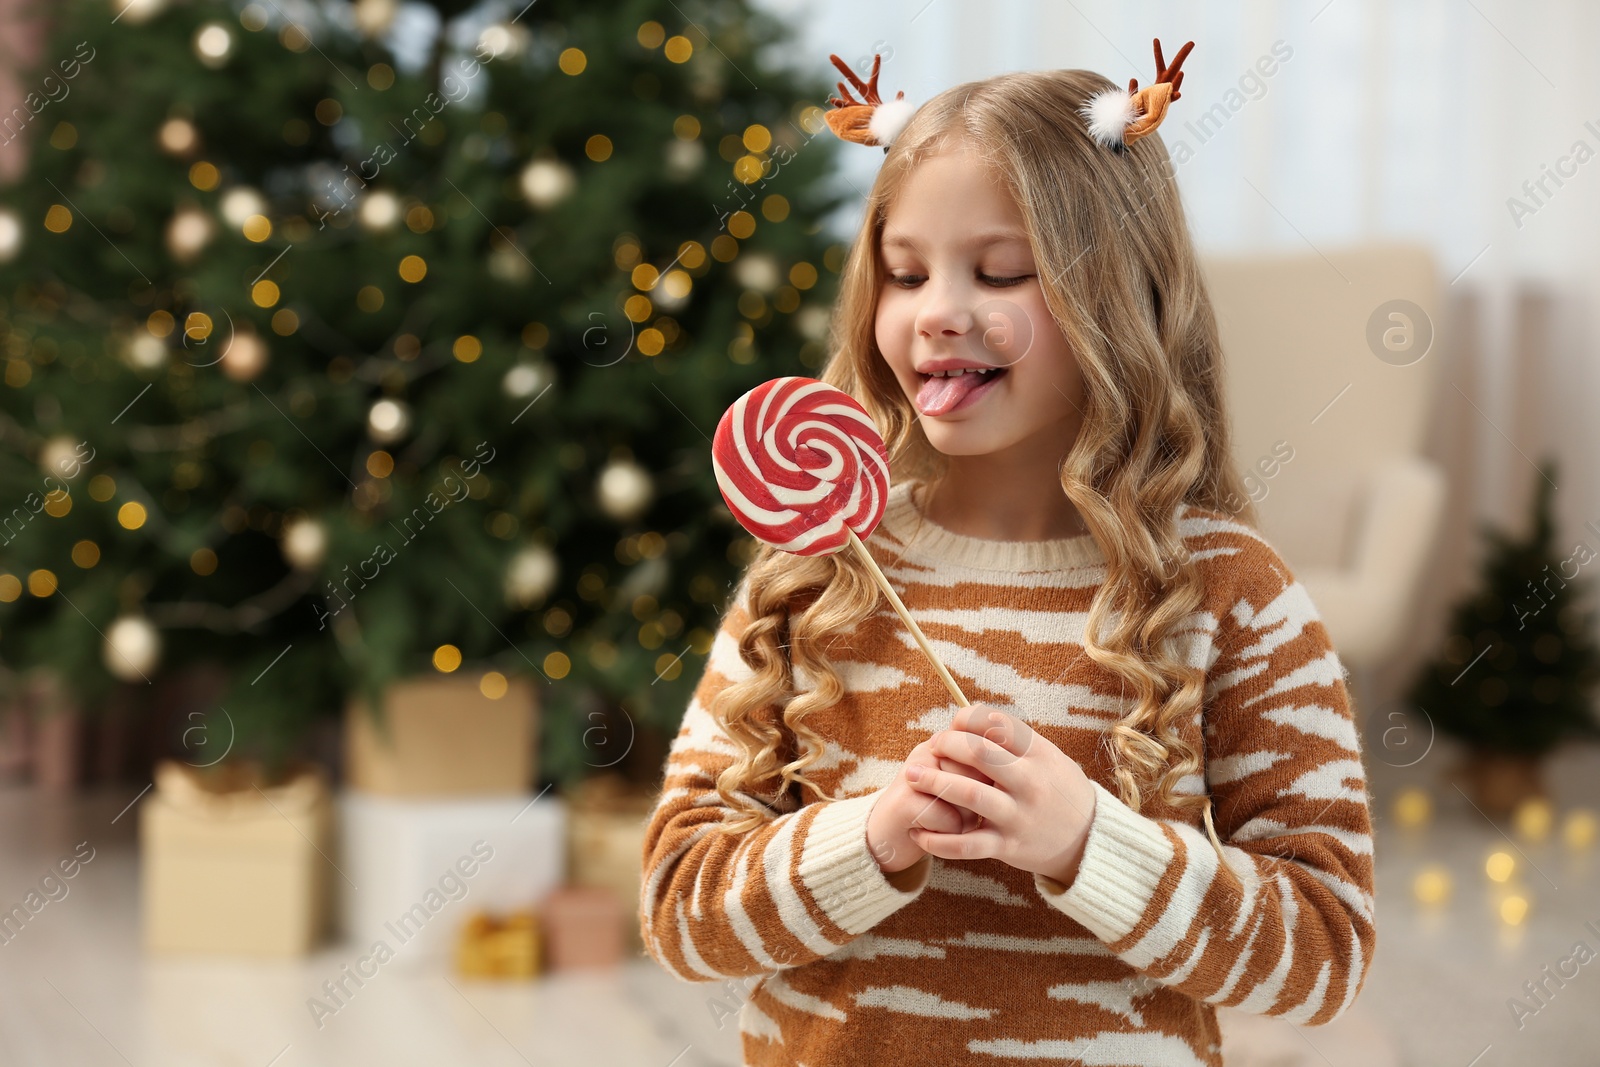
(1406, 458), (1600, 761)
(0, 0), (848, 782)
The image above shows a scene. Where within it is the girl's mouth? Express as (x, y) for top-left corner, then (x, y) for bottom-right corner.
(915, 366), (1008, 417)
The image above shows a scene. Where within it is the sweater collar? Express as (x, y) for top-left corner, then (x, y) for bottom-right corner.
(874, 480), (1106, 571)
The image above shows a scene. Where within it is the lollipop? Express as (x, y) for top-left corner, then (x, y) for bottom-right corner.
(713, 376), (970, 707)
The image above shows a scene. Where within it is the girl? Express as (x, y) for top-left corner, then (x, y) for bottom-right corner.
(640, 46), (1374, 1067)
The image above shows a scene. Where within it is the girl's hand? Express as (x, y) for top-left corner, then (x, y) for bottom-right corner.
(903, 704), (1097, 885)
(865, 742), (994, 875)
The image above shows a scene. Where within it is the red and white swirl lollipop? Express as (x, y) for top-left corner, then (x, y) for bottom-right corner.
(713, 376), (970, 706)
(713, 376), (889, 556)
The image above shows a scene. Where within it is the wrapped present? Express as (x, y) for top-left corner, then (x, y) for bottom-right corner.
(455, 909), (540, 979)
(337, 790), (565, 969)
(541, 885), (625, 971)
(565, 774), (656, 956)
(141, 760), (331, 956)
(24, 670), (81, 791)
(345, 674), (537, 797)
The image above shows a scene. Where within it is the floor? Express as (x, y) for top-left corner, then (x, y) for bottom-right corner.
(0, 740), (1596, 1066)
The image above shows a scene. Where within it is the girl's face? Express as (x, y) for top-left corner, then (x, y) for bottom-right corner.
(875, 143), (1086, 463)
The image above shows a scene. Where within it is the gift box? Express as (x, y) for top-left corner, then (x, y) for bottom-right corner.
(565, 774), (657, 957)
(455, 909), (541, 979)
(141, 760), (331, 956)
(344, 674), (537, 797)
(24, 670), (81, 791)
(337, 790), (565, 968)
(542, 885), (626, 971)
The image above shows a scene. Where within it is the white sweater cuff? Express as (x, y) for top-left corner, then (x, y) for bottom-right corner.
(1033, 780), (1174, 944)
(798, 790), (931, 935)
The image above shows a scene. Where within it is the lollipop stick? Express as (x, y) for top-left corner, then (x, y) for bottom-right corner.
(845, 527), (970, 707)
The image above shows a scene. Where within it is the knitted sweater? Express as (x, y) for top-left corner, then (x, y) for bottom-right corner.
(639, 480), (1375, 1067)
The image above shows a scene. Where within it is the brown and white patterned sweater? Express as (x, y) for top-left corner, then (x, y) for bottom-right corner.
(639, 479), (1375, 1067)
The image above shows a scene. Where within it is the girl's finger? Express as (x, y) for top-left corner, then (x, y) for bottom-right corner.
(910, 825), (999, 862)
(927, 730), (1023, 788)
(951, 706), (1036, 763)
(905, 763), (1003, 821)
(909, 796), (966, 835)
(937, 755), (994, 787)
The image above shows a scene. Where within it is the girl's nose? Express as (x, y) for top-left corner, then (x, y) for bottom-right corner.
(914, 276), (976, 340)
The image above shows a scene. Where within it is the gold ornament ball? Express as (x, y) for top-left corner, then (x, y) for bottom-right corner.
(664, 138), (704, 179)
(795, 305), (830, 343)
(38, 436), (85, 480)
(477, 24), (528, 58)
(220, 187), (267, 228)
(519, 159), (576, 209)
(220, 328), (269, 382)
(488, 246), (531, 284)
(125, 333), (168, 372)
(502, 362), (553, 400)
(367, 398), (411, 444)
(113, 0), (167, 23)
(0, 208), (21, 262)
(359, 190), (402, 231)
(597, 458), (653, 523)
(354, 0), (398, 36)
(105, 616), (161, 681)
(280, 518), (328, 570)
(158, 117), (198, 155)
(505, 545), (559, 608)
(734, 252), (782, 292)
(194, 23), (233, 68)
(166, 205), (215, 262)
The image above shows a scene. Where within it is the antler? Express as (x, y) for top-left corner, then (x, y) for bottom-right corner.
(830, 53), (890, 108)
(1122, 37), (1195, 146)
(1129, 38), (1193, 101)
(824, 52), (911, 148)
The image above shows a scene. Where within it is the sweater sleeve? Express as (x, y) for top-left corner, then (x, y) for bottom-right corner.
(638, 584), (933, 982)
(1032, 536), (1376, 1025)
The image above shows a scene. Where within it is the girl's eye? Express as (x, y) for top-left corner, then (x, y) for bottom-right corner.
(886, 273), (1031, 289)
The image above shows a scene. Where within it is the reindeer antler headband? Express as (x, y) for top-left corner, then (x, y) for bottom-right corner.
(823, 52), (918, 152)
(823, 38), (1195, 154)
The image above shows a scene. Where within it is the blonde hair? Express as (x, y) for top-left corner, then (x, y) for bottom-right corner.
(709, 68), (1257, 843)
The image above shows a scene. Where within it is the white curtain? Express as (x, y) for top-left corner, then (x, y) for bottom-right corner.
(757, 0), (1600, 696)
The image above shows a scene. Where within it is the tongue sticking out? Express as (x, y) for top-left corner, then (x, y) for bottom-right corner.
(916, 371), (998, 417)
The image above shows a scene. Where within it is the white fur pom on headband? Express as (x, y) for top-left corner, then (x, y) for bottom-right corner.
(1079, 38), (1196, 152)
(867, 97), (918, 148)
(1079, 89), (1140, 149)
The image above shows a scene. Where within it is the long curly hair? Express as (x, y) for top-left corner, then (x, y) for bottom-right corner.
(710, 67), (1258, 843)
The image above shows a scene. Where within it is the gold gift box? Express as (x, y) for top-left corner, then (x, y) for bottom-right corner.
(455, 909), (540, 979)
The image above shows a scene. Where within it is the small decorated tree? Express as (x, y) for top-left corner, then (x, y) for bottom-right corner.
(1406, 458), (1600, 812)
